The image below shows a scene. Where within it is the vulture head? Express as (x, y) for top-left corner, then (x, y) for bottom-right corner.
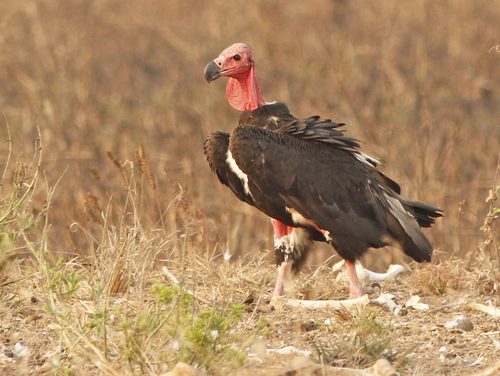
(204, 43), (255, 82)
(205, 43), (265, 111)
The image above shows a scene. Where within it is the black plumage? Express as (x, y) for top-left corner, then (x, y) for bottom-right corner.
(205, 102), (442, 271)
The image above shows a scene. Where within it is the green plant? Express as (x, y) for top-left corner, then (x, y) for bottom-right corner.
(182, 302), (245, 368)
(0, 126), (42, 273)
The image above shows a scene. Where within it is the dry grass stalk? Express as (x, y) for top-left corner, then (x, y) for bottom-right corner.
(134, 151), (143, 174)
(139, 142), (156, 190)
(65, 227), (78, 253)
(468, 303), (500, 320)
(107, 151), (130, 187)
(90, 168), (101, 181)
(106, 151), (122, 171)
(87, 193), (103, 224)
(84, 197), (101, 224)
(0, 113), (12, 191)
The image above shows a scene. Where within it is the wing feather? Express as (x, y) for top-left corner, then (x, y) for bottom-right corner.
(229, 125), (389, 260)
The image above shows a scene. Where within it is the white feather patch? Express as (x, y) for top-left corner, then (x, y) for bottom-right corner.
(385, 193), (413, 218)
(274, 227), (313, 250)
(286, 208), (316, 227)
(354, 151), (381, 167)
(322, 230), (333, 243)
(226, 150), (253, 198)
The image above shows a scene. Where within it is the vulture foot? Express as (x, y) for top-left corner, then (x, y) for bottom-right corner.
(270, 260), (404, 310)
(332, 260), (405, 283)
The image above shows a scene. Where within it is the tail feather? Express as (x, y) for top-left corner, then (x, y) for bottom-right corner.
(404, 200), (443, 228)
(384, 195), (436, 263)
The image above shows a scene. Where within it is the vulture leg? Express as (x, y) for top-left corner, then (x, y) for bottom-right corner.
(272, 259), (293, 300)
(345, 259), (363, 299)
(271, 219), (294, 303)
(271, 222), (321, 304)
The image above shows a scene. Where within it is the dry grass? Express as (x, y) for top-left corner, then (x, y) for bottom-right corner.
(0, 0), (499, 375)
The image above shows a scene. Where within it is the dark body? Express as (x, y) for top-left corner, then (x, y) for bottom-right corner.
(204, 103), (442, 271)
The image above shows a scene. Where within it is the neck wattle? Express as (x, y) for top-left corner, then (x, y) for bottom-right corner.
(226, 66), (266, 111)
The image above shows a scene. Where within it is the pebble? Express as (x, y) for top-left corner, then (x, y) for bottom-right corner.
(160, 362), (198, 376)
(444, 315), (473, 331)
(405, 295), (429, 310)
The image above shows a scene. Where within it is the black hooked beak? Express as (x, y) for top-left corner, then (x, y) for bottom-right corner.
(204, 61), (222, 83)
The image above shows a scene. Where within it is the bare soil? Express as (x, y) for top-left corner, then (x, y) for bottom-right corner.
(1, 258), (499, 375)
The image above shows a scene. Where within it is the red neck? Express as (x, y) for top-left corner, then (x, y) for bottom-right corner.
(226, 66), (266, 111)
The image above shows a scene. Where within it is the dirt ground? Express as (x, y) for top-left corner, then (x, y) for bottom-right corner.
(1, 257), (499, 376)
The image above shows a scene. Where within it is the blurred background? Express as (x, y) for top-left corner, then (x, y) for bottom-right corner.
(0, 0), (499, 270)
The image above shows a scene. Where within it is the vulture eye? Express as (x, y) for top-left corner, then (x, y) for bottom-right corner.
(233, 54), (241, 61)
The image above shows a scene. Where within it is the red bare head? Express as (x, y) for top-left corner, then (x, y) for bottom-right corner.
(205, 43), (265, 111)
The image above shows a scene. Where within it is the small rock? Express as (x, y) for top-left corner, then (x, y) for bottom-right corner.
(444, 315), (473, 331)
(210, 330), (219, 339)
(14, 342), (29, 359)
(302, 319), (320, 331)
(371, 358), (398, 376)
(324, 318), (336, 326)
(405, 295), (429, 310)
(160, 362), (198, 376)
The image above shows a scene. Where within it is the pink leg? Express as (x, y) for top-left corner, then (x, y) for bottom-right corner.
(271, 220), (294, 301)
(271, 259), (293, 300)
(345, 259), (363, 299)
